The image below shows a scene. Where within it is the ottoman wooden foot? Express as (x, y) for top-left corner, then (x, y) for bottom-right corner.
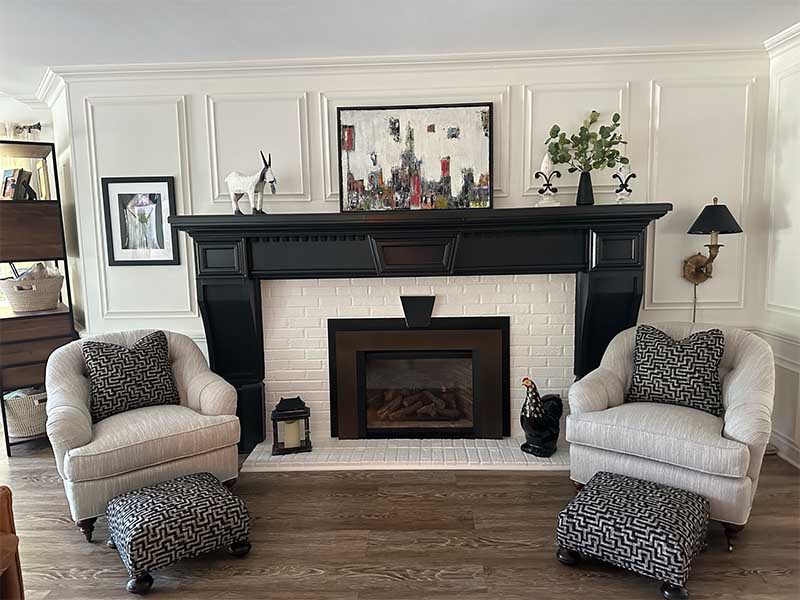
(660, 582), (689, 599)
(228, 540), (252, 557)
(127, 572), (153, 595)
(556, 546), (580, 566)
(76, 517), (97, 542)
(106, 538), (117, 549)
(223, 478), (237, 490)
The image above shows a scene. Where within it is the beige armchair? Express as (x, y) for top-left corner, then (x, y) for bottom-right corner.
(567, 322), (774, 549)
(45, 330), (240, 541)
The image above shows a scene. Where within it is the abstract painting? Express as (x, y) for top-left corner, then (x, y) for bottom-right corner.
(337, 103), (492, 212)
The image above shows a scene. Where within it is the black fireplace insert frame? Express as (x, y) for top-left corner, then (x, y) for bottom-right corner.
(328, 316), (510, 439)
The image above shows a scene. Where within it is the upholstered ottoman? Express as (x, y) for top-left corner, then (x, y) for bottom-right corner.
(556, 472), (709, 599)
(106, 472), (251, 594)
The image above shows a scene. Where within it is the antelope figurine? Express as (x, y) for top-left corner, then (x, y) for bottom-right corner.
(225, 150), (277, 215)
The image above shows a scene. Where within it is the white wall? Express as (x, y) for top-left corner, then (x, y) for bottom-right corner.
(759, 25), (800, 466)
(40, 45), (800, 451)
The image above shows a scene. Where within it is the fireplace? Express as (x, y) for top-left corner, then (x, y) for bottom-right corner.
(328, 316), (509, 439)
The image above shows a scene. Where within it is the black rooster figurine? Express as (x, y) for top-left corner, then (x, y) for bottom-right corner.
(520, 376), (563, 457)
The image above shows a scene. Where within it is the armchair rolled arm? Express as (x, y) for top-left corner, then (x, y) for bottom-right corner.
(721, 332), (775, 448)
(44, 382), (93, 479)
(568, 367), (625, 415)
(187, 370), (238, 416)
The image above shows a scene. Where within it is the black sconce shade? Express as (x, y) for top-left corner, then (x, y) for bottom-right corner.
(687, 200), (742, 235)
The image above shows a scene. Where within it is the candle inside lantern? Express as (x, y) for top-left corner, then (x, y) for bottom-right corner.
(283, 419), (302, 449)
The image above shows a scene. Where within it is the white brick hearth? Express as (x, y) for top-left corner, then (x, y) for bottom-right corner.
(257, 273), (575, 468)
(242, 438), (570, 472)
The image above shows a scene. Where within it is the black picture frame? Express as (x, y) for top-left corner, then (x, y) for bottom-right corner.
(101, 176), (180, 266)
(336, 102), (493, 213)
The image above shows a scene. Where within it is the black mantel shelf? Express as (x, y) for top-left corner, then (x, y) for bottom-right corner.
(170, 203), (672, 451)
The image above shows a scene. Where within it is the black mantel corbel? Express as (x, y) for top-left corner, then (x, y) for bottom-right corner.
(171, 203), (672, 451)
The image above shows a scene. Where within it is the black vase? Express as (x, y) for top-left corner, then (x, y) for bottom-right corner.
(576, 171), (594, 206)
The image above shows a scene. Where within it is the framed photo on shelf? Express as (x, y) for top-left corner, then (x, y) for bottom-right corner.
(101, 176), (180, 266)
(337, 102), (493, 212)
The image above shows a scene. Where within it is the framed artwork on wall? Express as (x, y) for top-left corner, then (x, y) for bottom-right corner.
(101, 176), (180, 266)
(337, 102), (493, 212)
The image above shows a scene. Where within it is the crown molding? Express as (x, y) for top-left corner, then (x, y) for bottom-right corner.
(764, 22), (800, 58)
(40, 44), (766, 81)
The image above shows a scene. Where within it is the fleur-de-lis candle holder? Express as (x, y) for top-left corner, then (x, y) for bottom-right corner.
(612, 164), (637, 204)
(534, 153), (561, 207)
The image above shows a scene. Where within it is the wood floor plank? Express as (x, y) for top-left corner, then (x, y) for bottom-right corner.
(1, 443), (798, 599)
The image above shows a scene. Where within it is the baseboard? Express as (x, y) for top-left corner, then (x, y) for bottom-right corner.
(770, 430), (800, 470)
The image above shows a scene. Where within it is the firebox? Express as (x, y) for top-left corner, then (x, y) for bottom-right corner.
(328, 316), (509, 439)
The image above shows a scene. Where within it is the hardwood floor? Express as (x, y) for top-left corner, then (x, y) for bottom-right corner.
(2, 441), (799, 599)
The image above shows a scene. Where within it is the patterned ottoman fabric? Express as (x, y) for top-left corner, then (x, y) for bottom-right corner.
(106, 473), (249, 578)
(557, 472), (709, 587)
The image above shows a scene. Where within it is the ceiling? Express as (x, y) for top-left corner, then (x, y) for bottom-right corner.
(1, 0), (798, 101)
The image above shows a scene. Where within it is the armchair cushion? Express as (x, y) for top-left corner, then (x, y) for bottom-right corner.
(626, 325), (725, 417)
(83, 330), (180, 423)
(566, 402), (749, 478)
(63, 405), (239, 483)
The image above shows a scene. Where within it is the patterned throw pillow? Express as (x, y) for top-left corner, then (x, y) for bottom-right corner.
(82, 331), (180, 423)
(625, 325), (725, 417)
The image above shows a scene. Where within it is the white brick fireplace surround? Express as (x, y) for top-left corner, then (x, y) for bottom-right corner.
(241, 273), (574, 471)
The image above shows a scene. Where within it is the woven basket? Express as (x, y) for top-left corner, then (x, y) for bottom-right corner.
(0, 275), (63, 312)
(4, 390), (47, 438)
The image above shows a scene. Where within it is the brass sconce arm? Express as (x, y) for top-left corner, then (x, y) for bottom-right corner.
(682, 243), (722, 285)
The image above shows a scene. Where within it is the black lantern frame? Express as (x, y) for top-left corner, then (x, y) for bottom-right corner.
(271, 396), (312, 455)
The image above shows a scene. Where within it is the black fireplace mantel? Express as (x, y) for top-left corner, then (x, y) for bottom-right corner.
(170, 203), (671, 451)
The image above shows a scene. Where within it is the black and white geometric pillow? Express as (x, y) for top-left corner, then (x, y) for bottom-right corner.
(557, 471), (709, 587)
(82, 330), (180, 423)
(626, 325), (725, 417)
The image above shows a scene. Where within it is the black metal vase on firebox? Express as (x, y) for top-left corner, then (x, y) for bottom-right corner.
(271, 396), (312, 455)
(575, 171), (594, 206)
(519, 376), (562, 457)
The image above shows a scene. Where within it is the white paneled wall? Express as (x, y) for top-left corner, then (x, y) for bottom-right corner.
(40, 44), (799, 454)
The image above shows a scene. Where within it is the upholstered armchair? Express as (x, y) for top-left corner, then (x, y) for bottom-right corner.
(0, 486), (24, 600)
(45, 330), (240, 541)
(567, 322), (774, 549)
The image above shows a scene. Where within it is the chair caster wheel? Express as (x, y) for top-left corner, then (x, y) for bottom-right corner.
(229, 540), (252, 557)
(127, 572), (153, 594)
(556, 546), (580, 566)
(661, 582), (689, 599)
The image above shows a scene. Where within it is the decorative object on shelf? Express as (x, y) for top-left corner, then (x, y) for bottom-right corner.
(0, 262), (63, 313)
(337, 103), (493, 212)
(534, 152), (561, 207)
(1, 168), (34, 200)
(519, 376), (563, 458)
(225, 150), (277, 215)
(611, 163), (636, 204)
(682, 196), (743, 322)
(544, 110), (629, 206)
(2, 387), (47, 438)
(101, 176), (179, 266)
(271, 396), (312, 455)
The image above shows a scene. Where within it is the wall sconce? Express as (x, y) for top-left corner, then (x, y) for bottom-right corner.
(682, 196), (742, 321)
(271, 396), (312, 455)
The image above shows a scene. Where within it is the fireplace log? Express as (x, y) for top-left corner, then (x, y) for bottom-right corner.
(389, 400), (425, 420)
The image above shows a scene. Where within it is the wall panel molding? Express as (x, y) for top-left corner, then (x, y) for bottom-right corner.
(644, 77), (755, 311)
(764, 63), (800, 317)
(206, 91), (311, 203)
(521, 81), (630, 197)
(84, 94), (198, 319)
(319, 86), (512, 202)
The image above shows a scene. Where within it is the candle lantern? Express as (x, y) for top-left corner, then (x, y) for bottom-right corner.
(271, 396), (312, 455)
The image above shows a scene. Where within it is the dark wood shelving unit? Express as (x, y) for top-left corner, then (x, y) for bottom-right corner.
(0, 140), (78, 456)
